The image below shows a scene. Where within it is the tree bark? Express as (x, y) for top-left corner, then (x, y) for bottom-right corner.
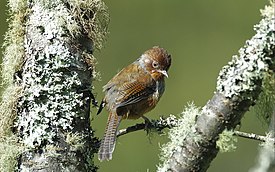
(0, 0), (108, 171)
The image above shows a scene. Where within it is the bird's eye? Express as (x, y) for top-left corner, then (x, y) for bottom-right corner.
(152, 61), (159, 68)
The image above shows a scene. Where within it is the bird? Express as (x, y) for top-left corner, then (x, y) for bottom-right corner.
(97, 46), (171, 161)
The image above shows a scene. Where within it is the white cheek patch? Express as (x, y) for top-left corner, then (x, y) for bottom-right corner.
(145, 58), (150, 64)
(141, 54), (150, 64)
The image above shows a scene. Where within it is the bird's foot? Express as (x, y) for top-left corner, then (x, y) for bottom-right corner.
(141, 116), (153, 134)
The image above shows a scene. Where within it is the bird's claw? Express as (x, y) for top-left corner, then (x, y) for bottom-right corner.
(142, 116), (153, 134)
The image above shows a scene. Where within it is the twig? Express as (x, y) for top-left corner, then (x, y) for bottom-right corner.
(117, 123), (146, 137)
(117, 116), (275, 145)
(117, 115), (275, 144)
(117, 115), (178, 137)
(234, 131), (275, 144)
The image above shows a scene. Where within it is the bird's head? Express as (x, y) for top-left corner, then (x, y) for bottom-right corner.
(139, 46), (171, 80)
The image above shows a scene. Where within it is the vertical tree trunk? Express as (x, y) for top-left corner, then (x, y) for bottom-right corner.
(0, 0), (108, 171)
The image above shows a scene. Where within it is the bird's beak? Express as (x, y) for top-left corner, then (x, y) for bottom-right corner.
(158, 70), (169, 78)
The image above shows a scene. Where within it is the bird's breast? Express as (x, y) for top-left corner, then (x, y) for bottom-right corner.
(151, 80), (165, 105)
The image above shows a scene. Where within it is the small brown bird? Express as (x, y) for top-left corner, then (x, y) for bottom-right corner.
(98, 46), (171, 161)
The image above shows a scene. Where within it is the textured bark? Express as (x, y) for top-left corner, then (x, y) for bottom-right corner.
(10, 0), (108, 171)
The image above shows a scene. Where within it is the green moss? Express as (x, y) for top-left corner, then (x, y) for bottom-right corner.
(66, 132), (85, 151)
(254, 72), (275, 126)
(0, 1), (28, 171)
(0, 1), (27, 171)
(158, 103), (202, 169)
(67, 0), (109, 50)
(216, 129), (237, 153)
(0, 135), (24, 172)
(0, 86), (22, 137)
(83, 52), (101, 81)
(0, 0), (27, 137)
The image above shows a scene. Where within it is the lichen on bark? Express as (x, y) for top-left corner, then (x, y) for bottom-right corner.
(0, 0), (109, 171)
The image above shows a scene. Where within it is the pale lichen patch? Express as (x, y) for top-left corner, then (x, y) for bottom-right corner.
(216, 129), (237, 153)
(157, 103), (202, 172)
(217, 3), (275, 101)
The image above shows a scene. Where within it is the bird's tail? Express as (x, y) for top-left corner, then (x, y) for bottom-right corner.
(98, 112), (122, 161)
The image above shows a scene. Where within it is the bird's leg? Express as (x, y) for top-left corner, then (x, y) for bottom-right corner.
(141, 116), (152, 134)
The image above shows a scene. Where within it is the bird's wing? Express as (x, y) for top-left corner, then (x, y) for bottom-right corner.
(116, 79), (156, 108)
(103, 63), (156, 109)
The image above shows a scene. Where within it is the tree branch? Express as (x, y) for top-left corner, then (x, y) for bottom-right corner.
(234, 131), (275, 143)
(117, 115), (177, 137)
(117, 117), (275, 145)
(157, 3), (275, 172)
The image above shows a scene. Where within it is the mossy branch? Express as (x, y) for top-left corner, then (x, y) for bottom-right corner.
(234, 131), (275, 143)
(116, 115), (178, 137)
(117, 116), (275, 144)
(157, 3), (275, 172)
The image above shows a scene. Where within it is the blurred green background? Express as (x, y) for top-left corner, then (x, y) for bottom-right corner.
(0, 0), (269, 171)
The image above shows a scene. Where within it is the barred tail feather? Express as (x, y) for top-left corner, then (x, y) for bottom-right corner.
(98, 112), (122, 161)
